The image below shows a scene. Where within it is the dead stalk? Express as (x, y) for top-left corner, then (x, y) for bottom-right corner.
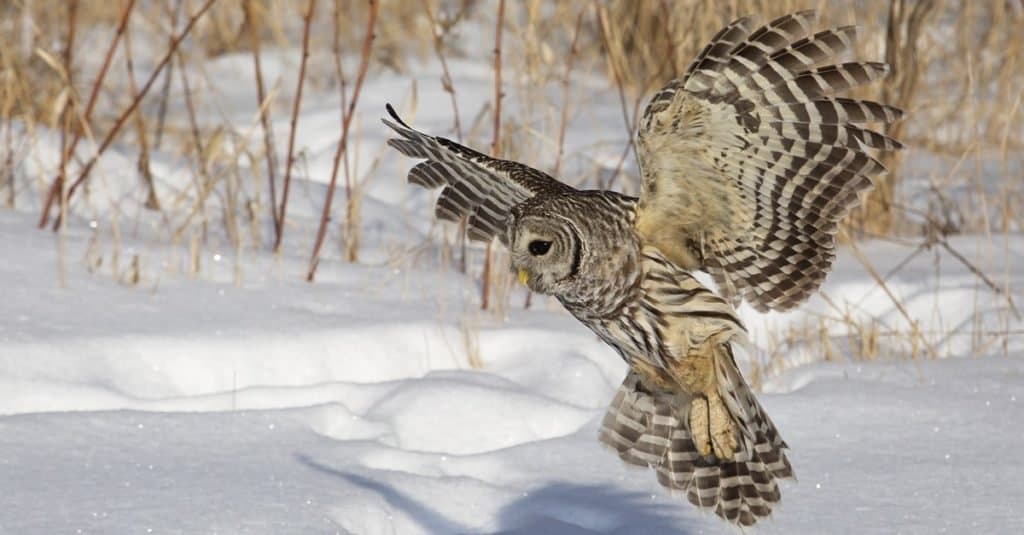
(122, 15), (161, 211)
(420, 0), (463, 141)
(938, 239), (1021, 320)
(274, 0), (316, 254)
(244, 0), (281, 243)
(38, 0), (135, 227)
(337, 0), (357, 264)
(56, 0), (79, 288)
(491, 0), (505, 158)
(40, 0), (215, 230)
(853, 0), (936, 236)
(2, 116), (14, 208)
(306, 0), (379, 281)
(480, 0), (505, 311)
(594, 2), (635, 190)
(176, 48), (211, 238)
(847, 239), (939, 359)
(551, 8), (585, 177)
(420, 0), (468, 277)
(153, 0), (183, 152)
(593, 1), (678, 192)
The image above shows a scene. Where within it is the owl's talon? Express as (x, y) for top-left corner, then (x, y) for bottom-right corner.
(708, 391), (737, 460)
(688, 396), (712, 457)
(689, 392), (737, 460)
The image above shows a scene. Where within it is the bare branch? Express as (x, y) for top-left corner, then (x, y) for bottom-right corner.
(38, 0), (136, 229)
(274, 0), (316, 253)
(481, 0), (505, 310)
(306, 0), (379, 281)
(43, 0), (216, 230)
(244, 0), (281, 244)
(420, 0), (463, 141)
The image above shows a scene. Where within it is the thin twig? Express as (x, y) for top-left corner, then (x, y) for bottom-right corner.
(153, 0), (182, 151)
(38, 0), (136, 229)
(176, 48), (211, 239)
(592, 1), (676, 192)
(56, 0), (79, 288)
(491, 0), (505, 157)
(58, 0), (77, 202)
(244, 0), (281, 243)
(335, 0), (354, 262)
(551, 8), (584, 177)
(420, 0), (467, 272)
(594, 2), (634, 190)
(306, 0), (379, 281)
(481, 0), (505, 311)
(44, 0), (216, 230)
(420, 0), (463, 141)
(2, 113), (15, 208)
(847, 238), (939, 359)
(123, 15), (161, 211)
(938, 238), (1021, 319)
(274, 0), (316, 253)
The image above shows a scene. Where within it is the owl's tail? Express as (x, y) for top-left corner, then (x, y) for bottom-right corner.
(599, 352), (793, 526)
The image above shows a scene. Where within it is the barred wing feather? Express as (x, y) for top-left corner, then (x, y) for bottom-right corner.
(635, 11), (903, 311)
(383, 104), (573, 243)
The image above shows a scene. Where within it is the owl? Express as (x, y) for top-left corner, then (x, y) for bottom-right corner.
(385, 11), (901, 526)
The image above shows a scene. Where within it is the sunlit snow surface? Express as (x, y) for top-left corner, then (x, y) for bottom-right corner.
(2, 206), (1023, 534)
(2, 32), (1024, 534)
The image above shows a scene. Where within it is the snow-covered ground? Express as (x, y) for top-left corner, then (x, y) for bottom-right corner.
(2, 206), (1023, 534)
(3, 12), (1024, 534)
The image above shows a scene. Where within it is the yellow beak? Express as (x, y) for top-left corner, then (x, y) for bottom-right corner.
(517, 269), (530, 286)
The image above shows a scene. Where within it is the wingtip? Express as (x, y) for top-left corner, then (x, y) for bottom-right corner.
(835, 24), (859, 39)
(384, 102), (411, 129)
(782, 8), (818, 25)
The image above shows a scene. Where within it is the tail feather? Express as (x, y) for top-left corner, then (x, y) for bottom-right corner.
(599, 369), (792, 527)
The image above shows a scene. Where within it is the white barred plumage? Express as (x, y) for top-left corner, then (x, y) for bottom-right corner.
(385, 11), (900, 526)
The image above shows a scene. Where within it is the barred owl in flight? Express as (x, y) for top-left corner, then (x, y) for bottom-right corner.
(385, 11), (901, 526)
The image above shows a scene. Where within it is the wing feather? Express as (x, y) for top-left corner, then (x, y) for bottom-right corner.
(383, 104), (573, 243)
(635, 12), (903, 311)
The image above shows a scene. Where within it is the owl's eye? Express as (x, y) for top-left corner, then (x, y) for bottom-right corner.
(528, 240), (552, 256)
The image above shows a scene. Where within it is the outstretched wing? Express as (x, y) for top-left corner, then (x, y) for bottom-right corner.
(634, 11), (903, 312)
(383, 104), (574, 243)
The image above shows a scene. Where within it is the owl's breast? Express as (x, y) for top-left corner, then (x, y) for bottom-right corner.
(581, 311), (671, 373)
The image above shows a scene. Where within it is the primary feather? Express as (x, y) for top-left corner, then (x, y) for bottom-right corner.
(384, 103), (572, 244)
(635, 10), (902, 312)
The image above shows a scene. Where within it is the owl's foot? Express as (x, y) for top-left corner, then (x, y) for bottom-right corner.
(689, 392), (738, 460)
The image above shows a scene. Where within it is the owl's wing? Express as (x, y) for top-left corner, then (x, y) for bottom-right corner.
(383, 104), (575, 244)
(634, 11), (903, 312)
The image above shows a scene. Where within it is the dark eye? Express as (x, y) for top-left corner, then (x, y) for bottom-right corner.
(528, 240), (552, 256)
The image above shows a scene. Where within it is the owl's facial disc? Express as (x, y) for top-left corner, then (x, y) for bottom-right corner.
(509, 215), (580, 295)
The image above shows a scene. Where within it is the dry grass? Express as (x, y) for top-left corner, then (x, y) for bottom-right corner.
(1, 0), (1020, 371)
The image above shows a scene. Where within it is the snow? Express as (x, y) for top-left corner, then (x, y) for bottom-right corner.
(3, 208), (1023, 535)
(3, 15), (1024, 535)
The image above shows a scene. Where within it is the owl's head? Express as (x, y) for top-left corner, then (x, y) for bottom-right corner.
(507, 194), (639, 307)
(508, 212), (581, 296)
(506, 195), (602, 299)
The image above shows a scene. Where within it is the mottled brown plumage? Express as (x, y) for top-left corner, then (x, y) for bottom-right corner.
(384, 10), (900, 526)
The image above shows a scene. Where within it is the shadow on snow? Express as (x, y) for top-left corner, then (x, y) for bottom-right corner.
(296, 453), (693, 534)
